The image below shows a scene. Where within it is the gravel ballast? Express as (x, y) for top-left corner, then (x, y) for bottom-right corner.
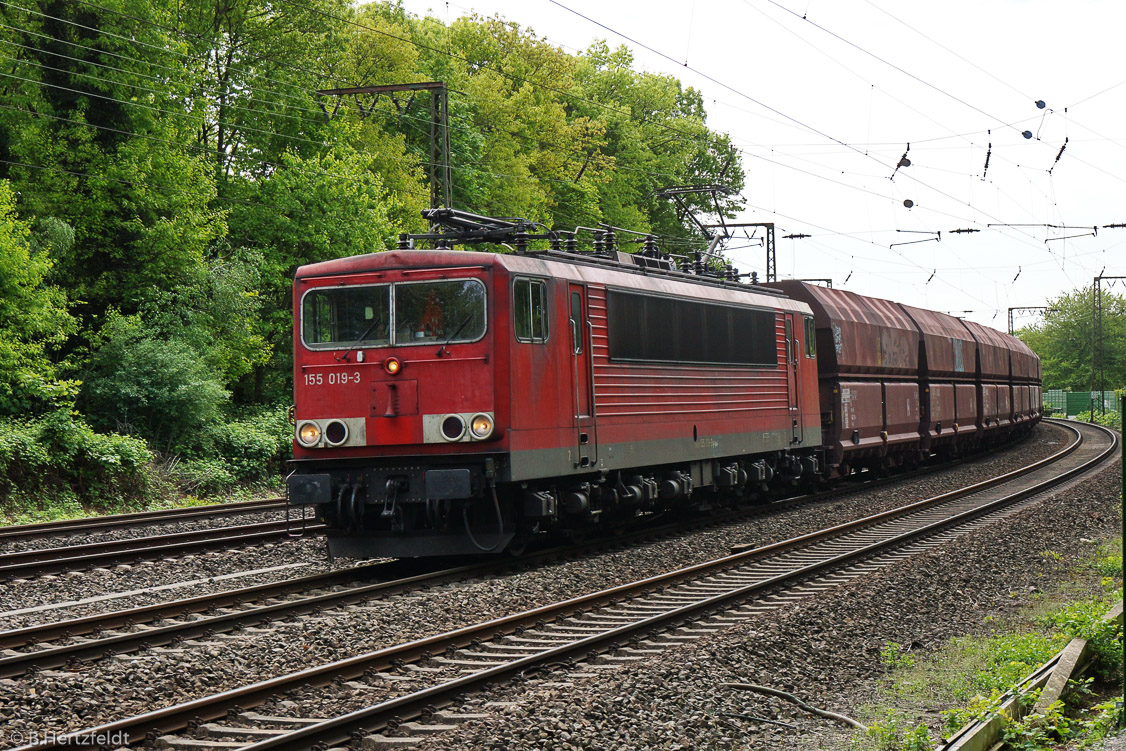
(0, 425), (1065, 628)
(0, 505), (289, 556)
(0, 537), (346, 631)
(413, 455), (1122, 751)
(0, 423), (1104, 746)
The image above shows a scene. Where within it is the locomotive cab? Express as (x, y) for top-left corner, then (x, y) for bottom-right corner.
(288, 251), (517, 557)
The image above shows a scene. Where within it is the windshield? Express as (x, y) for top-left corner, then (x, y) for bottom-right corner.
(301, 279), (486, 350)
(303, 284), (390, 348)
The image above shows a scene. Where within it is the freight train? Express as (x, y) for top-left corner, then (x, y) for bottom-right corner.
(286, 210), (1041, 558)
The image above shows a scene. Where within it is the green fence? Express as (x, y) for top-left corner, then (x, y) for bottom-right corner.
(1046, 389), (1122, 416)
(1044, 389), (1068, 412)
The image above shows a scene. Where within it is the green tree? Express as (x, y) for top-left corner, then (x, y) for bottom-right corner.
(65, 136), (227, 312)
(177, 0), (352, 183)
(80, 312), (229, 453)
(0, 0), (757, 445)
(570, 40), (745, 244)
(1017, 286), (1126, 391)
(137, 252), (273, 388)
(0, 181), (76, 415)
(0, 0), (226, 321)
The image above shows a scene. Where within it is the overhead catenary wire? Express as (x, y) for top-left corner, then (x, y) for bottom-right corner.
(0, 15), (703, 227)
(0, 0), (323, 105)
(25, 0), (742, 222)
(5, 0), (1084, 246)
(37, 0), (747, 231)
(750, 1), (1126, 187)
(538, 0), (1095, 290)
(761, 0), (1037, 142)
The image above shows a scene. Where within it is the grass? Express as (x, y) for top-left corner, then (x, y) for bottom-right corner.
(0, 480), (282, 526)
(850, 538), (1124, 751)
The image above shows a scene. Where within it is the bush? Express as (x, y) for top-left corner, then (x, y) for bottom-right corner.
(969, 631), (1068, 695)
(194, 405), (291, 483)
(81, 312), (229, 453)
(1036, 598), (1123, 681)
(853, 710), (931, 751)
(165, 404), (291, 496)
(1074, 410), (1121, 428)
(169, 457), (238, 496)
(0, 410), (156, 516)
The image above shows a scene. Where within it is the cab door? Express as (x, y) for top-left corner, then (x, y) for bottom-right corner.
(569, 284), (597, 468)
(785, 313), (802, 444)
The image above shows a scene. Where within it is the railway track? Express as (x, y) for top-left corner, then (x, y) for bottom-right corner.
(17, 420), (1115, 751)
(0, 519), (325, 580)
(0, 427), (1049, 678)
(0, 498), (286, 543)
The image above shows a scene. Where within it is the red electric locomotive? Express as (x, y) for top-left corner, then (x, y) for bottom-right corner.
(287, 210), (1040, 559)
(287, 210), (823, 558)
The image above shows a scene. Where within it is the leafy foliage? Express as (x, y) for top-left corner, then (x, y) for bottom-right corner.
(0, 181), (77, 415)
(880, 642), (916, 670)
(186, 405), (292, 484)
(1035, 598), (1123, 682)
(852, 711), (931, 751)
(1017, 286), (1126, 391)
(0, 410), (154, 513)
(0, 1), (747, 506)
(1074, 409), (1122, 428)
(80, 312), (230, 453)
(138, 252), (273, 388)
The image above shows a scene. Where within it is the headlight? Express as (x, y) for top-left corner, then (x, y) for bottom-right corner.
(469, 412), (494, 439)
(296, 421), (321, 447)
(440, 414), (466, 441)
(324, 420), (349, 446)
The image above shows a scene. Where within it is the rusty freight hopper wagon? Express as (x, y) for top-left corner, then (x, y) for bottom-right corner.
(898, 301), (979, 453)
(767, 281), (1041, 476)
(767, 281), (923, 475)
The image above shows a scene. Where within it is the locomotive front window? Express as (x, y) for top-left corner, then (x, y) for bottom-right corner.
(301, 279), (486, 350)
(302, 285), (391, 348)
(394, 279), (486, 344)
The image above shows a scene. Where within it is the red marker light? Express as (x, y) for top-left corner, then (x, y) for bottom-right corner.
(384, 357), (402, 375)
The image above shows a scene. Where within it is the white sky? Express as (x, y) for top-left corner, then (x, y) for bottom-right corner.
(397, 0), (1126, 328)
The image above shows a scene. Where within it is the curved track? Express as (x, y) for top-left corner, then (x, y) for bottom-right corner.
(16, 420), (1116, 751)
(0, 426), (1050, 676)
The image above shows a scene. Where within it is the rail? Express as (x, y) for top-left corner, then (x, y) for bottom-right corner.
(16, 421), (1115, 751)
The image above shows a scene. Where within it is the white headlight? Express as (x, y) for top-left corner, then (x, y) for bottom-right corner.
(296, 421), (321, 447)
(469, 413), (494, 439)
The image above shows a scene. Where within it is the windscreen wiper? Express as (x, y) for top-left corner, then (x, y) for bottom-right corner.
(336, 318), (385, 362)
(436, 315), (473, 358)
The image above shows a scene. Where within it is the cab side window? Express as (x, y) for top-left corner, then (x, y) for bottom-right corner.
(514, 278), (549, 343)
(804, 316), (816, 358)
